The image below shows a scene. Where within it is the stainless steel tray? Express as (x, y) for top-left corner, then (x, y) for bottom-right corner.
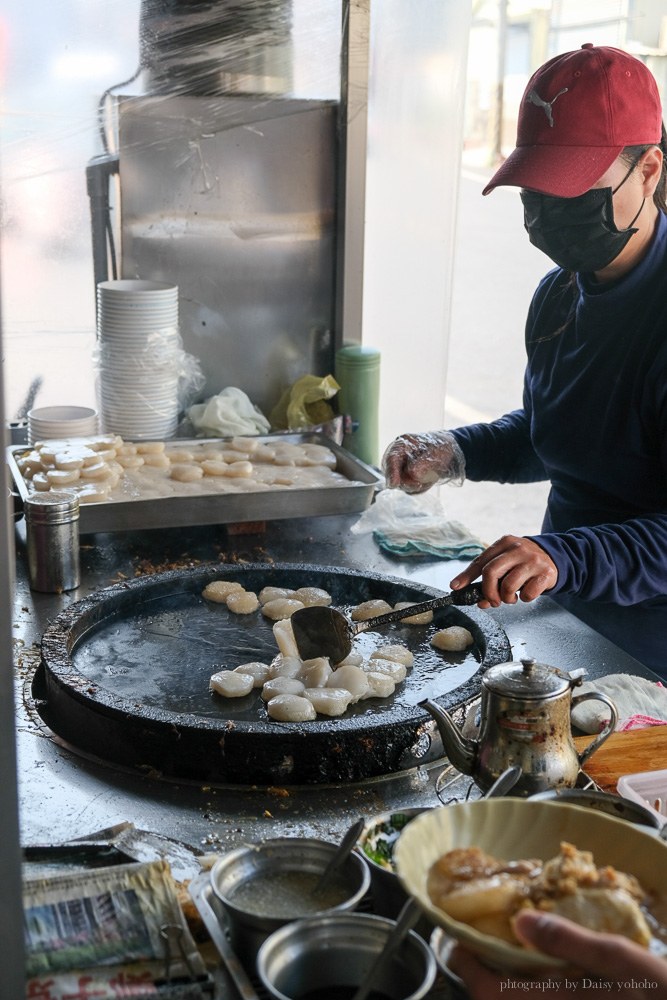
(7, 433), (382, 534)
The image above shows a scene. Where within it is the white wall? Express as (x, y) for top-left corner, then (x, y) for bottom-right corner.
(363, 0), (472, 450)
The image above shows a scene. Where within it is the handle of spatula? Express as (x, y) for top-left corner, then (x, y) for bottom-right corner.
(351, 582), (484, 637)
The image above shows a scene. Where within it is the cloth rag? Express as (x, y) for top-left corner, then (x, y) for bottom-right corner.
(187, 387), (270, 437)
(351, 488), (486, 560)
(570, 673), (667, 734)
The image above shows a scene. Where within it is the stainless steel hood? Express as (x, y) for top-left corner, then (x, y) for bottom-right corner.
(118, 92), (338, 412)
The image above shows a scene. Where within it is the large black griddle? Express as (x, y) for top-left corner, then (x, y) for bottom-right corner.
(36, 564), (512, 785)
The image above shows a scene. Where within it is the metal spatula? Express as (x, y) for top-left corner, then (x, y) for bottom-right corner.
(290, 582), (484, 663)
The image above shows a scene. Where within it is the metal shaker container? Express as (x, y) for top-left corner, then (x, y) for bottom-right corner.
(24, 491), (80, 593)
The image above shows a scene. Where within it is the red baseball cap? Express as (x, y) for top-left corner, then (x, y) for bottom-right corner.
(483, 44), (663, 197)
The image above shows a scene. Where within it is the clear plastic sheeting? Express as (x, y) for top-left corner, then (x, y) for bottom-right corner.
(351, 488), (486, 561)
(0, 0), (342, 424)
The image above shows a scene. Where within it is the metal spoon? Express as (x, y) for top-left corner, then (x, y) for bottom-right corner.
(483, 764), (522, 799)
(312, 816), (366, 896)
(290, 583), (484, 663)
(351, 898), (421, 1000)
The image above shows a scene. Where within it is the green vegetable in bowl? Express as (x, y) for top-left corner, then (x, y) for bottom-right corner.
(362, 812), (417, 871)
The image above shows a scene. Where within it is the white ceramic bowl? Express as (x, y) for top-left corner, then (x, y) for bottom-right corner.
(394, 798), (667, 973)
(28, 406), (98, 445)
(97, 279), (178, 296)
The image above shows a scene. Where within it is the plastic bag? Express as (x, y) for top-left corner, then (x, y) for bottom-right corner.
(187, 387), (270, 437)
(351, 488), (486, 559)
(270, 374), (340, 430)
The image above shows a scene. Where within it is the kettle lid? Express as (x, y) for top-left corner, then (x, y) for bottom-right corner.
(482, 657), (571, 697)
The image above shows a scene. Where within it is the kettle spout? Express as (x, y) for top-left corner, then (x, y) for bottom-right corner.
(420, 698), (478, 776)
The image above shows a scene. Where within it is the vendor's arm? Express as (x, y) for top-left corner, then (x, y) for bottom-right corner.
(451, 534), (557, 608)
(382, 409), (548, 493)
(451, 513), (667, 607)
(450, 409), (547, 484)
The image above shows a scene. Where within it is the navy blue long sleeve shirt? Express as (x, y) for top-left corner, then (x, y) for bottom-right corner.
(451, 211), (667, 678)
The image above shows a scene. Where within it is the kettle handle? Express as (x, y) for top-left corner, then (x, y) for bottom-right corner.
(571, 693), (618, 769)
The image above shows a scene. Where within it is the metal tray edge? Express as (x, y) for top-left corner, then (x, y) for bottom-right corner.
(7, 433), (383, 534)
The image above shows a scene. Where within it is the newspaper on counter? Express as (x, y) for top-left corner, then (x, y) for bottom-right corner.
(24, 858), (211, 998)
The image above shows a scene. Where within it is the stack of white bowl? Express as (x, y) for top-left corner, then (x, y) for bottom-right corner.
(96, 280), (180, 441)
(28, 406), (98, 446)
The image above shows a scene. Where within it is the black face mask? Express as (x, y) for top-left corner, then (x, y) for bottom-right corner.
(520, 161), (645, 273)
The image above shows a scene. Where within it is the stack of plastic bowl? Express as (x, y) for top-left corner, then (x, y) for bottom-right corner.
(96, 279), (180, 441)
(27, 406), (98, 446)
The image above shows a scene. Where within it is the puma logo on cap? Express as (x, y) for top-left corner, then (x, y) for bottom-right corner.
(526, 87), (569, 127)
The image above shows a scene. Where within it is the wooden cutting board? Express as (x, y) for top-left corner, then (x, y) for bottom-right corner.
(574, 727), (667, 793)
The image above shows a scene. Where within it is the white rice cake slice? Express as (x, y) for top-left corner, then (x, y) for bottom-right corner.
(300, 658), (333, 687)
(273, 619), (300, 659)
(337, 651), (364, 667)
(361, 672), (396, 699)
(370, 644), (414, 668)
(303, 687), (353, 717)
(202, 580), (244, 603)
(226, 590), (260, 614)
(327, 664), (370, 703)
(259, 586), (296, 605)
(262, 598), (305, 621)
(210, 670), (254, 698)
(351, 599), (393, 622)
(261, 676), (306, 701)
(233, 661), (271, 688)
(393, 602), (433, 625)
(363, 658), (407, 683)
(267, 694), (316, 722)
(431, 626), (474, 651)
(293, 587), (332, 607)
(268, 655), (304, 679)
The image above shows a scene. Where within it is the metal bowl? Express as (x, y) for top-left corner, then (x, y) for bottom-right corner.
(210, 837), (370, 968)
(257, 912), (437, 1000)
(430, 927), (468, 1000)
(527, 788), (662, 829)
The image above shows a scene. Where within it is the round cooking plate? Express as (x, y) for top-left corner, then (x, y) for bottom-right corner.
(37, 563), (511, 785)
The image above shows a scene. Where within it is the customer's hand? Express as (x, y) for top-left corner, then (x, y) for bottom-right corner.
(449, 910), (667, 1000)
(450, 535), (557, 607)
(381, 431), (465, 493)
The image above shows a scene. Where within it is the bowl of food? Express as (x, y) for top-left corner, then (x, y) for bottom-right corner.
(210, 837), (370, 967)
(257, 912), (437, 1000)
(359, 808), (431, 919)
(393, 799), (667, 973)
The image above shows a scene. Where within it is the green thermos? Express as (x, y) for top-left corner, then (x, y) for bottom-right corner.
(335, 344), (381, 466)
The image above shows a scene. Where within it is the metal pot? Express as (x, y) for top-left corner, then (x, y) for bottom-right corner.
(421, 657), (618, 795)
(257, 912), (437, 1000)
(210, 837), (370, 969)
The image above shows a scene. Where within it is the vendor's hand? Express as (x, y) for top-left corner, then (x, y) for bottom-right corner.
(381, 431), (465, 493)
(449, 910), (667, 1000)
(450, 535), (557, 607)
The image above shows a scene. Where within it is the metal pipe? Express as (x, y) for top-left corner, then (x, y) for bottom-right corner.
(0, 260), (26, 997)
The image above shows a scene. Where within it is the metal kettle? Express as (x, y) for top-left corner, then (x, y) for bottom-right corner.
(421, 657), (618, 796)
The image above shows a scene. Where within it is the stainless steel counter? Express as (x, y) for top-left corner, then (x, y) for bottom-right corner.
(12, 513), (655, 854)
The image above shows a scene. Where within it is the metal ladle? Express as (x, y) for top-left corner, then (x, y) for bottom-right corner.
(351, 898), (422, 1000)
(290, 583), (484, 663)
(311, 817), (366, 896)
